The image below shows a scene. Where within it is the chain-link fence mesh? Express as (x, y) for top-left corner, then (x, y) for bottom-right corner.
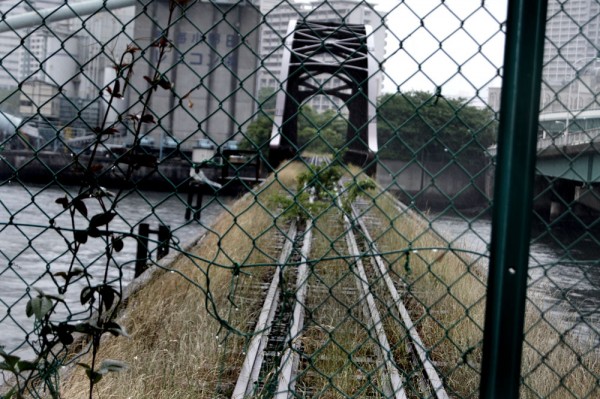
(0, 0), (598, 398)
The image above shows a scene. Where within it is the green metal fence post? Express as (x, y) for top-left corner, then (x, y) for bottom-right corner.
(480, 0), (548, 398)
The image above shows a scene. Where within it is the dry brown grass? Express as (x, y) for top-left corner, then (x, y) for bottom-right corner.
(60, 162), (306, 399)
(59, 163), (599, 399)
(368, 189), (600, 399)
(520, 304), (600, 399)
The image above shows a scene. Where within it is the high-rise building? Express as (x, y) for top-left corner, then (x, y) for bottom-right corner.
(541, 0), (600, 112)
(258, 0), (386, 113)
(0, 1), (27, 89)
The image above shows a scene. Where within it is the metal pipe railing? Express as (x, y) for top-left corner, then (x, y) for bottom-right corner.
(0, 0), (138, 33)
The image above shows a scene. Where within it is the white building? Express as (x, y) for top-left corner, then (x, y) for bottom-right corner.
(0, 1), (27, 89)
(129, 0), (261, 148)
(16, 1), (135, 99)
(258, 0), (387, 112)
(541, 0), (600, 112)
(0, 0), (135, 133)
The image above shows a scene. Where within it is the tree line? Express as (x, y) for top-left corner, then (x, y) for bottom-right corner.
(242, 89), (497, 167)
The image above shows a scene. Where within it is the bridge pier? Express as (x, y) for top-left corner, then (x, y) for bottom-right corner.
(574, 185), (600, 212)
(531, 175), (600, 221)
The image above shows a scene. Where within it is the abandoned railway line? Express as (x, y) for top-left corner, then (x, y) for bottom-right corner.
(229, 164), (449, 398)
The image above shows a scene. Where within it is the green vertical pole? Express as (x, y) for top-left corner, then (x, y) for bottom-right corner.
(480, 0), (548, 398)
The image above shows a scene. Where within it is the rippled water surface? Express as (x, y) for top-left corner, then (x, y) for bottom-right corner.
(429, 211), (600, 343)
(1, 183), (232, 358)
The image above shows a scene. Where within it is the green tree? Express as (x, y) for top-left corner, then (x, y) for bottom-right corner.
(242, 101), (348, 154)
(241, 112), (273, 150)
(257, 87), (277, 113)
(377, 91), (497, 167)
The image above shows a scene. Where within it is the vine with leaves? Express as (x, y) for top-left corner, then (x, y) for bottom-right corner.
(0, 2), (189, 398)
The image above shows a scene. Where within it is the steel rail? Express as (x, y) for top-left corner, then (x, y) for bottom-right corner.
(342, 207), (407, 399)
(231, 221), (298, 399)
(352, 202), (450, 399)
(274, 218), (314, 398)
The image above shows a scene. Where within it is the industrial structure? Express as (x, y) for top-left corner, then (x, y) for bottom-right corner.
(0, 0), (135, 145)
(257, 0), (386, 113)
(128, 0), (261, 150)
(269, 20), (378, 172)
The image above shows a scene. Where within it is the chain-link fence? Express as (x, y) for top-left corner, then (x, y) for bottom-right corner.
(0, 0), (598, 398)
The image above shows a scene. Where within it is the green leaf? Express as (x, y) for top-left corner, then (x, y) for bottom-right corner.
(58, 331), (74, 345)
(99, 285), (116, 310)
(99, 359), (127, 373)
(156, 77), (172, 90)
(25, 299), (33, 318)
(112, 236), (124, 252)
(17, 360), (37, 372)
(72, 198), (88, 218)
(0, 352), (20, 370)
(26, 296), (53, 320)
(80, 286), (95, 305)
(140, 114), (156, 124)
(86, 369), (103, 384)
(74, 230), (88, 244)
(55, 196), (69, 209)
(89, 212), (116, 229)
(77, 362), (91, 370)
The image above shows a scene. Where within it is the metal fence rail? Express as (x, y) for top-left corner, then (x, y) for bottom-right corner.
(0, 0), (598, 398)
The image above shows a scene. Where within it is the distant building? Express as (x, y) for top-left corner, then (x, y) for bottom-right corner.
(487, 87), (501, 113)
(129, 0), (261, 148)
(0, 0), (135, 141)
(0, 1), (27, 89)
(258, 0), (387, 113)
(541, 0), (600, 113)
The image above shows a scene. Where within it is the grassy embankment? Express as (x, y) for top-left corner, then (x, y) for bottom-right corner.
(369, 193), (599, 398)
(60, 162), (599, 398)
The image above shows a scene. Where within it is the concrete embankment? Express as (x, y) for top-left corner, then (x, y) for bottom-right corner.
(1, 150), (196, 189)
(376, 158), (490, 210)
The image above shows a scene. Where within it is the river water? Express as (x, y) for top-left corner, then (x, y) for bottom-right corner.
(1, 184), (598, 361)
(430, 210), (600, 345)
(0, 183), (233, 359)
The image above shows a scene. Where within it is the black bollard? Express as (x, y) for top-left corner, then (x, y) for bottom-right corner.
(185, 183), (203, 221)
(135, 223), (150, 277)
(134, 223), (171, 278)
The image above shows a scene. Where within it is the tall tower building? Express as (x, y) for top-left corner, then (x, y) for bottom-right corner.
(0, 1), (27, 89)
(258, 0), (386, 113)
(542, 0), (600, 112)
(544, 0), (600, 86)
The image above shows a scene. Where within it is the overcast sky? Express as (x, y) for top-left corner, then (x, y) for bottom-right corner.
(374, 0), (508, 98)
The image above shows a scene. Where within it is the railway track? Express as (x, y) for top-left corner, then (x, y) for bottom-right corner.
(349, 197), (449, 399)
(231, 167), (448, 398)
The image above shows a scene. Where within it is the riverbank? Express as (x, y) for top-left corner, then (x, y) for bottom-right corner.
(0, 149), (262, 194)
